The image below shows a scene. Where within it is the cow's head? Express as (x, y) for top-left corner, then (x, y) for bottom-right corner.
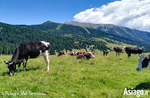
(136, 54), (150, 71)
(122, 46), (126, 50)
(88, 52), (95, 58)
(4, 61), (16, 76)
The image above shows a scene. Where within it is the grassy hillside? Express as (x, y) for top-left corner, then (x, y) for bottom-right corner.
(65, 21), (150, 44)
(0, 52), (150, 98)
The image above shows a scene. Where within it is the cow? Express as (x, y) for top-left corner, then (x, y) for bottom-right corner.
(58, 51), (67, 56)
(68, 52), (77, 56)
(136, 54), (150, 71)
(113, 47), (123, 56)
(76, 51), (87, 55)
(76, 52), (95, 60)
(103, 51), (109, 56)
(123, 46), (143, 58)
(4, 41), (50, 76)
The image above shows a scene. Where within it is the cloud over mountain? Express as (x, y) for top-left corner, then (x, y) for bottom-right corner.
(74, 0), (150, 32)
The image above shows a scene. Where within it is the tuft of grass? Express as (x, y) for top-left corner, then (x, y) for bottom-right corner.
(0, 52), (150, 98)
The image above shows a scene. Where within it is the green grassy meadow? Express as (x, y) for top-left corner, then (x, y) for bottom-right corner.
(0, 52), (150, 98)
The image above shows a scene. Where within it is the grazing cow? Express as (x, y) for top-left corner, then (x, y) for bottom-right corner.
(58, 51), (67, 56)
(76, 51), (87, 55)
(77, 52), (95, 60)
(113, 47), (123, 56)
(4, 41), (50, 76)
(123, 46), (143, 58)
(103, 51), (109, 56)
(136, 54), (150, 71)
(68, 52), (77, 56)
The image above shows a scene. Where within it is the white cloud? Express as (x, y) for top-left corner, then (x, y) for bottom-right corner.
(74, 0), (150, 32)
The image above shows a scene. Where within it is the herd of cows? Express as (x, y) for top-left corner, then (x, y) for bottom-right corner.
(59, 51), (95, 60)
(3, 41), (150, 76)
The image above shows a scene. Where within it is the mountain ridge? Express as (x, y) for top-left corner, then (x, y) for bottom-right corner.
(65, 21), (150, 44)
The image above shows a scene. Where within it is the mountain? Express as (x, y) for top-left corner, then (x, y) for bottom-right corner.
(1, 21), (150, 55)
(28, 21), (150, 52)
(65, 21), (150, 44)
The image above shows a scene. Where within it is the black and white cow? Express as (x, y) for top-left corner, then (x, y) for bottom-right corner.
(136, 54), (150, 71)
(4, 41), (50, 76)
(123, 46), (143, 58)
(68, 52), (77, 56)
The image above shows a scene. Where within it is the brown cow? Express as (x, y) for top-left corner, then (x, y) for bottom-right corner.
(58, 51), (67, 56)
(113, 47), (123, 56)
(76, 52), (95, 60)
(76, 51), (87, 55)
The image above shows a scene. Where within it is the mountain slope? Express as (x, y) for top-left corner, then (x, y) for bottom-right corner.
(65, 21), (150, 44)
(29, 21), (150, 52)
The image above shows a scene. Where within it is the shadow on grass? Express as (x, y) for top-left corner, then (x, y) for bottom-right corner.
(25, 66), (41, 71)
(134, 82), (150, 90)
(2, 72), (9, 76)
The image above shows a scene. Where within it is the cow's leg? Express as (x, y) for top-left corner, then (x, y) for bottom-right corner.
(42, 50), (49, 71)
(118, 52), (120, 56)
(129, 53), (131, 58)
(23, 59), (27, 71)
(17, 62), (21, 72)
(128, 53), (131, 58)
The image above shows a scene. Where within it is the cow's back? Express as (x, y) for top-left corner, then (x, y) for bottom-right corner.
(18, 41), (50, 58)
(114, 47), (122, 52)
(125, 47), (142, 54)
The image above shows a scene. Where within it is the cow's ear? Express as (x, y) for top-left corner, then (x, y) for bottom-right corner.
(4, 61), (13, 65)
(4, 61), (9, 64)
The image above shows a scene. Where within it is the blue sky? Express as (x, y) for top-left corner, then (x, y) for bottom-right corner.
(0, 0), (150, 32)
(0, 0), (115, 25)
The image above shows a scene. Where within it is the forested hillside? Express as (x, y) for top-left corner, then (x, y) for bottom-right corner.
(0, 22), (90, 55)
(0, 21), (150, 55)
(0, 22), (109, 55)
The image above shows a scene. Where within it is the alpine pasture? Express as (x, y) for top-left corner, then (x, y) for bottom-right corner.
(0, 52), (150, 98)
